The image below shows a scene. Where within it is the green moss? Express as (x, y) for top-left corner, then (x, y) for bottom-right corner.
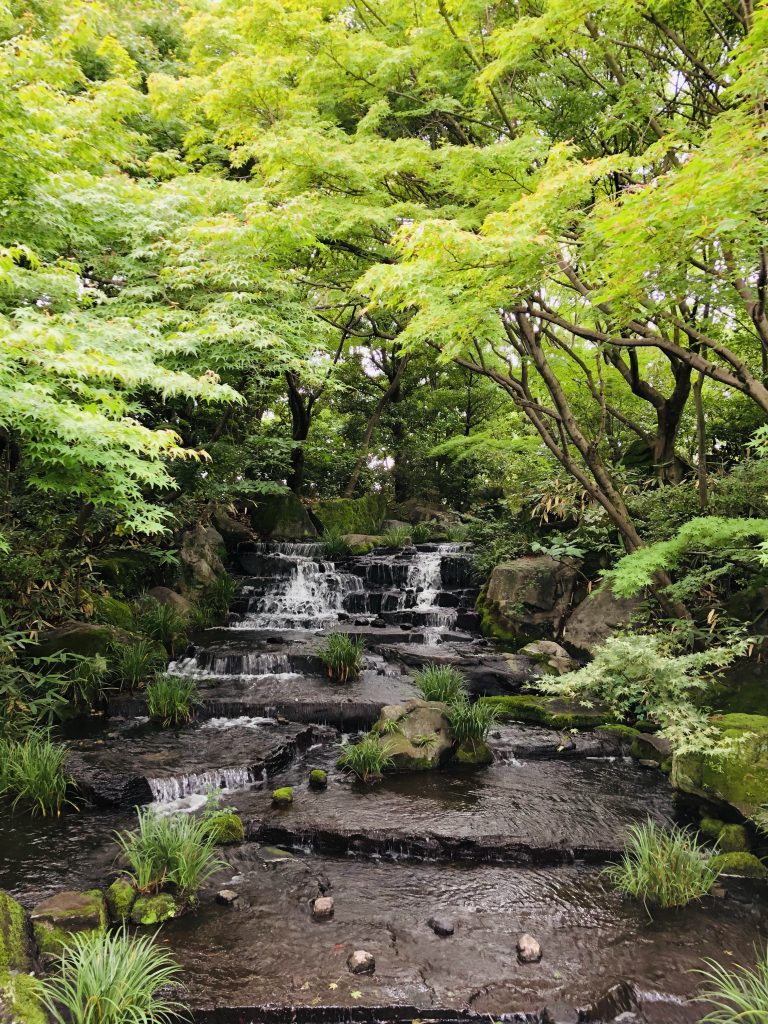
(475, 591), (522, 644)
(0, 970), (47, 1024)
(314, 495), (387, 536)
(0, 891), (33, 975)
(717, 824), (750, 853)
(452, 739), (494, 767)
(710, 852), (767, 878)
(629, 735), (665, 763)
(699, 816), (726, 842)
(92, 595), (134, 630)
(659, 758), (672, 775)
(480, 695), (612, 730)
(597, 724), (641, 743)
(203, 812), (245, 845)
(309, 769), (328, 790)
(32, 889), (107, 957)
(105, 878), (137, 922)
(130, 893), (177, 926)
(272, 786), (294, 806)
(34, 922), (73, 957)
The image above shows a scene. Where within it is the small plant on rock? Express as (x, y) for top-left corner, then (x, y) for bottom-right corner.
(446, 698), (499, 746)
(695, 949), (768, 1023)
(146, 675), (200, 727)
(604, 819), (719, 912)
(414, 733), (438, 750)
(0, 731), (75, 816)
(414, 665), (467, 703)
(411, 522), (432, 544)
(38, 925), (186, 1024)
(377, 717), (402, 736)
(109, 638), (167, 690)
(321, 530), (352, 560)
(380, 526), (413, 547)
(132, 598), (189, 658)
(338, 735), (394, 783)
(318, 633), (365, 682)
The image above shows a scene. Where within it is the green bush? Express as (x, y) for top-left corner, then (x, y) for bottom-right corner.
(604, 820), (719, 912)
(338, 735), (394, 783)
(146, 675), (200, 727)
(380, 526), (413, 547)
(132, 598), (189, 657)
(197, 573), (237, 624)
(413, 665), (467, 703)
(109, 639), (167, 690)
(318, 633), (365, 683)
(695, 949), (768, 1023)
(0, 732), (75, 817)
(114, 807), (225, 904)
(38, 926), (186, 1024)
(446, 698), (499, 745)
(321, 530), (352, 560)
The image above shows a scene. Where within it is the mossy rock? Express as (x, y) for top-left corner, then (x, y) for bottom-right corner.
(34, 622), (139, 659)
(373, 700), (453, 771)
(272, 787), (294, 807)
(31, 889), (107, 958)
(480, 695), (612, 730)
(718, 823), (751, 853)
(0, 891), (35, 973)
(130, 893), (178, 926)
(309, 769), (328, 790)
(105, 878), (137, 923)
(203, 812), (245, 845)
(699, 816), (726, 842)
(596, 724), (642, 746)
(314, 495), (387, 536)
(92, 595), (135, 631)
(452, 739), (494, 767)
(0, 970), (46, 1024)
(710, 852), (767, 879)
(672, 713), (768, 816)
(341, 535), (381, 555)
(252, 493), (317, 540)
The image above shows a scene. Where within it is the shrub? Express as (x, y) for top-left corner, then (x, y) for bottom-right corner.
(321, 530), (352, 560)
(38, 926), (186, 1024)
(604, 820), (719, 912)
(318, 633), (365, 682)
(446, 698), (499, 745)
(338, 735), (394, 783)
(68, 655), (109, 709)
(380, 526), (413, 547)
(114, 807), (224, 904)
(132, 598), (189, 657)
(146, 675), (200, 727)
(109, 639), (167, 690)
(0, 732), (75, 816)
(414, 665), (467, 703)
(695, 949), (768, 1024)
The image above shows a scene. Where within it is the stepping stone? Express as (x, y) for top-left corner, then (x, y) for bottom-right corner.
(517, 933), (542, 963)
(312, 896), (334, 920)
(347, 949), (375, 974)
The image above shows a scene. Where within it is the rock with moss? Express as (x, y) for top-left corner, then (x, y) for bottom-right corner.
(340, 534), (381, 555)
(314, 494), (387, 536)
(130, 893), (178, 926)
(672, 713), (768, 817)
(309, 769), (328, 791)
(699, 818), (750, 853)
(562, 588), (642, 655)
(373, 700), (452, 771)
(452, 738), (494, 767)
(204, 811), (245, 845)
(251, 493), (317, 540)
(477, 557), (578, 644)
(181, 524), (226, 588)
(272, 787), (294, 808)
(0, 891), (35, 974)
(35, 621), (137, 659)
(518, 640), (577, 676)
(105, 877), (137, 922)
(481, 694), (611, 730)
(0, 970), (47, 1024)
(710, 852), (767, 878)
(31, 889), (107, 958)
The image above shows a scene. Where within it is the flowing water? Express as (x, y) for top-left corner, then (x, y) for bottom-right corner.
(2, 539), (767, 1023)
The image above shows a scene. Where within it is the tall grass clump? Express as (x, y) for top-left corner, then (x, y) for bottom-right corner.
(446, 698), (499, 745)
(114, 807), (224, 904)
(38, 926), (186, 1024)
(695, 949), (768, 1023)
(380, 526), (413, 548)
(322, 530), (352, 560)
(318, 633), (365, 682)
(338, 734), (394, 783)
(109, 638), (167, 690)
(604, 819), (719, 911)
(414, 665), (467, 703)
(146, 675), (200, 727)
(133, 598), (189, 657)
(411, 522), (433, 544)
(0, 731), (75, 816)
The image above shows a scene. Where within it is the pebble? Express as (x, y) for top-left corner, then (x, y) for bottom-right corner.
(312, 896), (334, 920)
(516, 933), (542, 963)
(638, 759), (658, 768)
(216, 890), (239, 906)
(347, 950), (375, 974)
(427, 916), (455, 936)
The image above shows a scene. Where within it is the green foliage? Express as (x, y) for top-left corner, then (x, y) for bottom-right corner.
(109, 638), (167, 690)
(0, 732), (75, 817)
(38, 926), (186, 1024)
(604, 820), (719, 912)
(380, 526), (413, 548)
(446, 699), (499, 745)
(338, 735), (395, 783)
(413, 665), (467, 704)
(145, 675), (199, 727)
(113, 806), (224, 904)
(321, 530), (352, 560)
(132, 598), (189, 658)
(696, 950), (768, 1023)
(538, 633), (747, 754)
(318, 633), (365, 683)
(411, 523), (432, 544)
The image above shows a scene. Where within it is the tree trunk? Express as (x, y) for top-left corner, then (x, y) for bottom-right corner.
(343, 355), (409, 497)
(285, 372), (311, 495)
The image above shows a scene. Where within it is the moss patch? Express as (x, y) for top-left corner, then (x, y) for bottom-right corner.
(710, 852), (767, 878)
(309, 769), (328, 790)
(31, 889), (107, 958)
(481, 695), (612, 730)
(597, 724), (641, 744)
(0, 971), (46, 1024)
(203, 812), (245, 845)
(272, 787), (294, 807)
(130, 893), (177, 926)
(105, 878), (137, 922)
(452, 739), (494, 767)
(0, 891), (33, 973)
(314, 495), (387, 536)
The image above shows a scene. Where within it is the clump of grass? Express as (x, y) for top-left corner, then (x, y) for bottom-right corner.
(411, 522), (433, 544)
(338, 735), (394, 783)
(38, 925), (186, 1024)
(380, 526), (413, 547)
(69, 654), (109, 708)
(695, 949), (768, 1023)
(322, 530), (352, 560)
(318, 633), (365, 683)
(0, 731), (75, 816)
(446, 698), (499, 745)
(109, 638), (167, 690)
(377, 717), (402, 736)
(445, 523), (468, 543)
(414, 665), (467, 703)
(114, 806), (225, 904)
(146, 675), (200, 727)
(132, 598), (189, 658)
(604, 819), (719, 912)
(197, 573), (238, 625)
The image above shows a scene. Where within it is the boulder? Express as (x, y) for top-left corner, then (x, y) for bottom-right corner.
(373, 699), (453, 770)
(517, 933), (542, 963)
(710, 852), (767, 878)
(311, 896), (334, 920)
(180, 524), (226, 588)
(203, 811), (245, 845)
(272, 786), (294, 808)
(478, 557), (579, 643)
(251, 493), (317, 540)
(309, 769), (328, 791)
(130, 893), (178, 926)
(31, 890), (107, 958)
(481, 694), (611, 730)
(35, 621), (135, 659)
(427, 917), (454, 936)
(563, 588), (642, 655)
(147, 586), (192, 615)
(212, 508), (255, 546)
(518, 640), (578, 675)
(105, 878), (136, 923)
(0, 891), (35, 973)
(314, 494), (387, 536)
(452, 737), (494, 767)
(672, 713), (768, 817)
(347, 950), (375, 975)
(381, 519), (411, 534)
(341, 534), (381, 555)
(0, 971), (46, 1024)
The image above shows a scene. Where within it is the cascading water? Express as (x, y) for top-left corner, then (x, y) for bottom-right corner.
(148, 765), (262, 803)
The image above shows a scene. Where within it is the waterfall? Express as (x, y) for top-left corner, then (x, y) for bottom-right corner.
(148, 766), (261, 803)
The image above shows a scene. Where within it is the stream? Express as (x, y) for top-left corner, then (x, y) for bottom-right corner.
(2, 542), (767, 1023)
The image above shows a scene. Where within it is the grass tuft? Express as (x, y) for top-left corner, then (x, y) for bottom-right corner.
(318, 633), (365, 683)
(446, 698), (498, 745)
(132, 598), (189, 658)
(380, 526), (413, 547)
(695, 949), (768, 1023)
(414, 665), (467, 703)
(146, 675), (200, 727)
(0, 731), (75, 816)
(109, 638), (167, 690)
(338, 734), (394, 783)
